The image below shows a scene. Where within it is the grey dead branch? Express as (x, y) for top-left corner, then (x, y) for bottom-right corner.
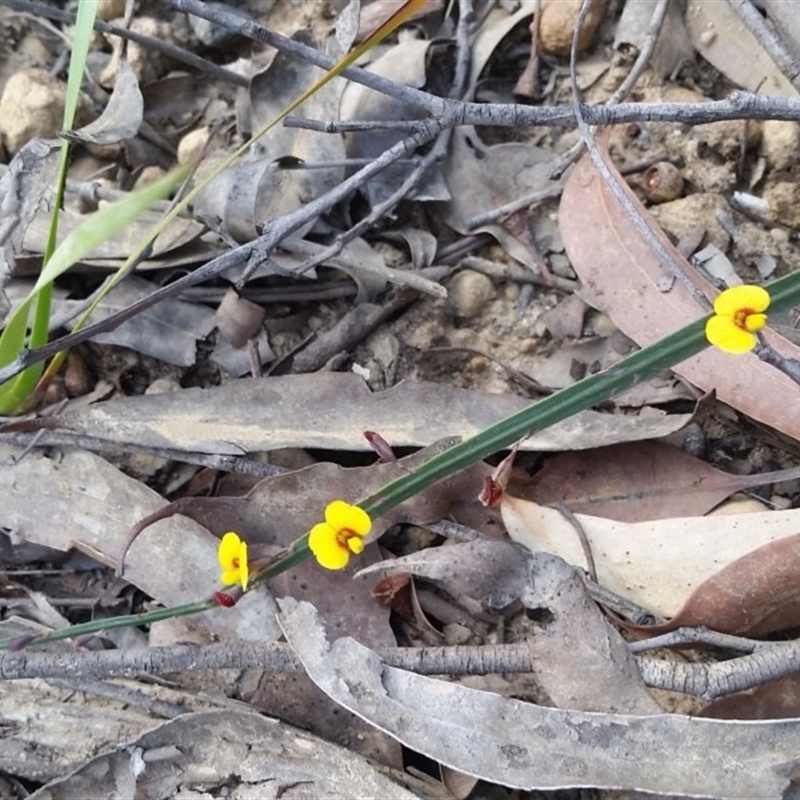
(2, 0), (800, 797)
(278, 592), (799, 798)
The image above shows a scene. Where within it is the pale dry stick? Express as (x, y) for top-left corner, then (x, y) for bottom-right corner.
(629, 626), (767, 654)
(3, 635), (799, 702)
(554, 503), (597, 582)
(171, 0), (800, 129)
(637, 638), (800, 702)
(569, 0), (711, 311)
(550, 0), (670, 179)
(284, 117), (427, 133)
(461, 255), (579, 292)
(728, 0), (800, 93)
(0, 119), (445, 386)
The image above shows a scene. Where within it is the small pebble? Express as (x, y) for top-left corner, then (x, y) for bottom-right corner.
(765, 181), (800, 228)
(178, 127), (211, 165)
(97, 0), (126, 20)
(760, 120), (800, 171)
(540, 0), (607, 56)
(449, 270), (495, 318)
(133, 165), (167, 189)
(0, 68), (67, 153)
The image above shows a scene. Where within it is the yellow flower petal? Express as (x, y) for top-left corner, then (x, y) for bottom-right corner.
(705, 315), (757, 354)
(219, 532), (241, 569)
(221, 566), (241, 585)
(309, 522), (350, 569)
(744, 312), (767, 332)
(348, 537), (365, 555)
(325, 500), (371, 537)
(713, 285), (770, 316)
(238, 540), (249, 590)
(218, 531), (248, 590)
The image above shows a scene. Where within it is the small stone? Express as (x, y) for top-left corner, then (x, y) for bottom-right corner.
(765, 181), (800, 228)
(97, 0), (126, 21)
(133, 165), (167, 189)
(146, 377), (181, 394)
(0, 68), (66, 153)
(504, 282), (520, 301)
(649, 193), (732, 251)
(761, 120), (800, 171)
(449, 270), (495, 318)
(540, 0), (608, 56)
(178, 127), (211, 165)
(100, 17), (171, 88)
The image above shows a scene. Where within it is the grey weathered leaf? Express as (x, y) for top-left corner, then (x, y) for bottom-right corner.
(11, 373), (693, 455)
(65, 57), (143, 146)
(279, 597), (800, 798)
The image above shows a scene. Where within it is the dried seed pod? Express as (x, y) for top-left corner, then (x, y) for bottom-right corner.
(641, 161), (684, 203)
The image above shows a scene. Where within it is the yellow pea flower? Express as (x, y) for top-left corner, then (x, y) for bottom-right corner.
(218, 531), (249, 590)
(308, 500), (372, 570)
(705, 285), (770, 354)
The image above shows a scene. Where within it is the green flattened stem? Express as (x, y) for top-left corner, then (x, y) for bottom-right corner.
(358, 270), (800, 520)
(0, 599), (216, 650)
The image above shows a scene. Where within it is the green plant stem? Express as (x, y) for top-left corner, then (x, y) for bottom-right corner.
(0, 599), (215, 650)
(7, 271), (800, 649)
(359, 269), (800, 519)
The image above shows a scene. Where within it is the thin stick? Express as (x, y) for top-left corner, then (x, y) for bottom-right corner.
(554, 503), (597, 582)
(3, 634), (799, 702)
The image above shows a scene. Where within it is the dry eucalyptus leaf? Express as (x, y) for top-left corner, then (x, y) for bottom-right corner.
(516, 440), (800, 522)
(501, 493), (800, 617)
(701, 673), (800, 720)
(614, 0), (694, 78)
(64, 275), (217, 367)
(0, 442), (279, 643)
(28, 709), (420, 800)
(21, 206), (204, 268)
(65, 57), (143, 146)
(278, 597), (799, 797)
(559, 148), (800, 443)
(0, 138), (60, 280)
(17, 373), (694, 455)
(686, 0), (798, 97)
(0, 645), (221, 784)
(440, 127), (562, 271)
(630, 532), (800, 637)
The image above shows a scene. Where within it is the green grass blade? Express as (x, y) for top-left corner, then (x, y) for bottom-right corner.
(0, 166), (190, 412)
(0, 1), (98, 411)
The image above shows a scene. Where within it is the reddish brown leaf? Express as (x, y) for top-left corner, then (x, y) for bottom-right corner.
(700, 674), (800, 720)
(514, 441), (800, 522)
(630, 533), (800, 637)
(559, 147), (800, 442)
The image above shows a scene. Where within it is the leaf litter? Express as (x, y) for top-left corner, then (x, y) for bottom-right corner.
(2, 0), (800, 797)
